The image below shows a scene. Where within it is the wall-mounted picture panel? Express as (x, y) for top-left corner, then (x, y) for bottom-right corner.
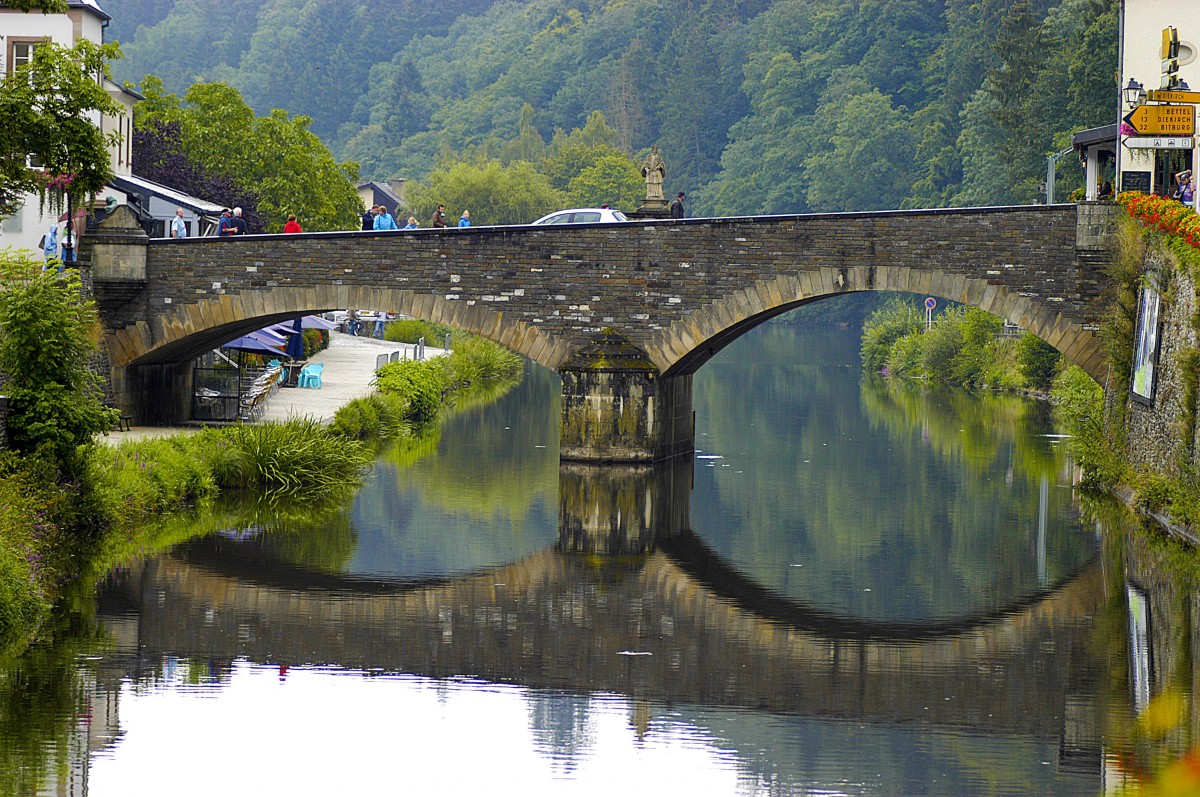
(1132, 286), (1162, 402)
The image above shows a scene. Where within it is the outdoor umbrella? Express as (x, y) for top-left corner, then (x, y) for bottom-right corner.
(268, 316), (339, 333)
(301, 315), (339, 330)
(220, 334), (285, 354)
(285, 318), (306, 360)
(213, 334), (284, 412)
(252, 327), (288, 343)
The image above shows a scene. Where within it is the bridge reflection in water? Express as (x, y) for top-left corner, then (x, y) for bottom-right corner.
(98, 455), (1106, 759)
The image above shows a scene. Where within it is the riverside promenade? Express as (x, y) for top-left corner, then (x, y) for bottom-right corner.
(103, 332), (443, 443)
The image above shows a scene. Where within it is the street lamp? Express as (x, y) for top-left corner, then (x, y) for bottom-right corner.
(1123, 78), (1147, 107)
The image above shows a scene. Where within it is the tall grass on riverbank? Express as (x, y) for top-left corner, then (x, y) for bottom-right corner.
(0, 419), (371, 651)
(0, 335), (524, 651)
(0, 459), (53, 638)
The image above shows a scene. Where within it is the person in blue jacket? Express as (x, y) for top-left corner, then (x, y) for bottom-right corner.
(457, 209), (471, 227)
(402, 216), (419, 230)
(41, 223), (58, 262)
(374, 206), (399, 230)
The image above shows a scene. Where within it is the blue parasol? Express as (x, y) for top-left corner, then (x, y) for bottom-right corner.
(221, 334), (285, 354)
(301, 315), (339, 330)
(286, 317), (306, 360)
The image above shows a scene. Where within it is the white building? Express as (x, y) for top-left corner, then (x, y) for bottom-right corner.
(1117, 0), (1198, 199)
(0, 0), (139, 252)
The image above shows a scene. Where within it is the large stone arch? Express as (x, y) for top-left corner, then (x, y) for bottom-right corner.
(646, 266), (1108, 383)
(107, 284), (574, 370)
(122, 532), (1104, 732)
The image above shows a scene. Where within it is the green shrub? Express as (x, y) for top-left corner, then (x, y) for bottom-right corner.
(886, 331), (925, 377)
(950, 308), (1002, 385)
(1052, 364), (1123, 488)
(444, 335), (524, 386)
(384, 319), (454, 345)
(920, 307), (966, 381)
(1016, 333), (1061, 390)
(860, 298), (922, 372)
(375, 359), (448, 425)
(302, 328), (328, 357)
(981, 338), (1024, 391)
(329, 394), (413, 441)
(0, 249), (117, 480)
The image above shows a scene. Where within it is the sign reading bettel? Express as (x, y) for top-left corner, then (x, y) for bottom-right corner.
(1123, 104), (1196, 136)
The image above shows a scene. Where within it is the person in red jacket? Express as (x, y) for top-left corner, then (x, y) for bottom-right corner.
(283, 214), (303, 233)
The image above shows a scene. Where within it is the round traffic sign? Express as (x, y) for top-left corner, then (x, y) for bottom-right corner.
(925, 297), (937, 310)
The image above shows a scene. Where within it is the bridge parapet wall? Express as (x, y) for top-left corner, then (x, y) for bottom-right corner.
(109, 205), (1104, 371)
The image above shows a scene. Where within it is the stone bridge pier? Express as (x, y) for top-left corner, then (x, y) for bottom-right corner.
(84, 203), (1118, 463)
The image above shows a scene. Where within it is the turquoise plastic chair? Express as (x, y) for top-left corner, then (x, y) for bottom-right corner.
(266, 359), (282, 368)
(298, 362), (323, 389)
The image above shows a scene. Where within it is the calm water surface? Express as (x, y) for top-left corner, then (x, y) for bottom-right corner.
(5, 322), (1193, 795)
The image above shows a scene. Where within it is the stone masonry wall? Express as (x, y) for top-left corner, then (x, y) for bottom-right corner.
(1126, 248), (1200, 474)
(101, 205), (1108, 376)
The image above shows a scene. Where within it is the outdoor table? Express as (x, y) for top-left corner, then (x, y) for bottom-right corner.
(282, 361), (308, 388)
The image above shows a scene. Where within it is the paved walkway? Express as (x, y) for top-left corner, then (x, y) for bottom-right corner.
(102, 332), (443, 444)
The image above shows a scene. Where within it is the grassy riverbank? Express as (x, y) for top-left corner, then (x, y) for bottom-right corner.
(0, 328), (523, 654)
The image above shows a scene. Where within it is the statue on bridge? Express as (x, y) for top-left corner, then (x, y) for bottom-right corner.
(629, 145), (671, 219)
(641, 145), (666, 202)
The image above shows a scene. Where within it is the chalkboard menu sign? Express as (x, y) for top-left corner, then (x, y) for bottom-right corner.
(1122, 171), (1152, 193)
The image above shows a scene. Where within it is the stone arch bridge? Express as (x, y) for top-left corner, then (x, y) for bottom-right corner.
(102, 531), (1106, 742)
(87, 202), (1117, 461)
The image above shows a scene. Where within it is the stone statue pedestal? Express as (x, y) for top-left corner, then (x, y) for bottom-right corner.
(627, 199), (671, 220)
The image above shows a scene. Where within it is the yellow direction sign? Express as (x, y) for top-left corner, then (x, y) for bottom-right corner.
(1123, 104), (1195, 136)
(1148, 90), (1200, 104)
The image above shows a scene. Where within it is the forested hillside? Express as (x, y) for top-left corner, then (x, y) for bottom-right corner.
(108, 0), (1117, 216)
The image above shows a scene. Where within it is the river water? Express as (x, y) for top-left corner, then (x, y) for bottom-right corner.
(4, 322), (1197, 795)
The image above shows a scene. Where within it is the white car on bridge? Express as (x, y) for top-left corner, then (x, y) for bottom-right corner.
(531, 208), (628, 225)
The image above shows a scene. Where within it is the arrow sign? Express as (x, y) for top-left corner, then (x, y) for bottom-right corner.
(1123, 105), (1195, 136)
(1148, 90), (1200, 103)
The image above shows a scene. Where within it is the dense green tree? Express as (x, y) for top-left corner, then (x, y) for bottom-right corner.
(405, 159), (564, 225)
(701, 51), (813, 215)
(1067, 1), (1119, 125)
(954, 87), (1015, 207)
(114, 0), (259, 97)
(605, 44), (653, 155)
(133, 121), (266, 232)
(656, 7), (738, 192)
(540, 112), (628, 190)
(804, 75), (917, 212)
(565, 154), (644, 210)
(986, 0), (1053, 203)
(499, 104), (548, 165)
(2, 0), (65, 10)
(0, 40), (123, 220)
(135, 77), (362, 231)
